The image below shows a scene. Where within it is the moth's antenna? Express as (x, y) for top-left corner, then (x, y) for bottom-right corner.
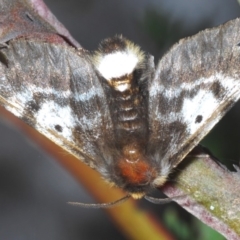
(68, 195), (131, 208)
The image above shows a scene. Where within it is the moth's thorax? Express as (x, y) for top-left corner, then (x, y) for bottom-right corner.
(94, 35), (144, 81)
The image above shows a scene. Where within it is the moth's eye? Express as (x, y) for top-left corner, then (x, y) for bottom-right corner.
(237, 42), (240, 47)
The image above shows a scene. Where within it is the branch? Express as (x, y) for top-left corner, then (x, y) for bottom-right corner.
(162, 146), (240, 240)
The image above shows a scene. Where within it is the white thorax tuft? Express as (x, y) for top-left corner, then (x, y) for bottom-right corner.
(93, 37), (145, 80)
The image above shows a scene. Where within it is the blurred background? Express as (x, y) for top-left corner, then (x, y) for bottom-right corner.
(0, 0), (240, 239)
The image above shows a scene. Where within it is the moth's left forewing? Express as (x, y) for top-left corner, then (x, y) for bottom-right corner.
(148, 18), (240, 171)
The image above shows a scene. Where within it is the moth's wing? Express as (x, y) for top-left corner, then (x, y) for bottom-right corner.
(0, 39), (113, 172)
(149, 18), (240, 171)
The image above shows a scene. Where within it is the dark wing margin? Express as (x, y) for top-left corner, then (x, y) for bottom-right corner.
(0, 39), (113, 171)
(148, 18), (240, 169)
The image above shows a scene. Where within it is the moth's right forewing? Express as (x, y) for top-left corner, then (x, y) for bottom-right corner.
(0, 40), (113, 172)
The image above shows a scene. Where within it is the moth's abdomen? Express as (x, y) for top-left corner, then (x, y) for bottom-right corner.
(115, 86), (147, 137)
(118, 93), (140, 129)
(109, 77), (154, 193)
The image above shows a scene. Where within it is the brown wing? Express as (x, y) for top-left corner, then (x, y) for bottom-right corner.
(148, 18), (240, 173)
(0, 39), (114, 175)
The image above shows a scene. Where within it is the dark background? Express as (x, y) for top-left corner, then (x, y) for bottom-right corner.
(0, 0), (240, 239)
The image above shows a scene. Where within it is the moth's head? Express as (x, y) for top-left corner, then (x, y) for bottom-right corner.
(92, 35), (149, 92)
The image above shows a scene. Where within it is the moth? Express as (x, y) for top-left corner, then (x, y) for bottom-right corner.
(1, 1), (240, 206)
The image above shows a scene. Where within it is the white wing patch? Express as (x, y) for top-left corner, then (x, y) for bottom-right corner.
(150, 73), (240, 134)
(35, 100), (76, 142)
(183, 74), (240, 134)
(181, 90), (218, 134)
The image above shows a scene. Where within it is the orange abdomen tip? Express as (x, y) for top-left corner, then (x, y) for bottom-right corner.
(117, 146), (157, 186)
